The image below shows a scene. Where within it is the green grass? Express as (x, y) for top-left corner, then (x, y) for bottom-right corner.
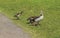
(0, 0), (60, 38)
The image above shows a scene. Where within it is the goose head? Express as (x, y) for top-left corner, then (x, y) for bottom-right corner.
(39, 10), (43, 16)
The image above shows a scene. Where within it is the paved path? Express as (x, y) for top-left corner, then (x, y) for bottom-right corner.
(0, 14), (31, 38)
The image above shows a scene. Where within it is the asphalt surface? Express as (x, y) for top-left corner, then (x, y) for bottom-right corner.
(0, 14), (31, 38)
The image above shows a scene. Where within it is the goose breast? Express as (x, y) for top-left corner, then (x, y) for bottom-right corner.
(35, 16), (44, 22)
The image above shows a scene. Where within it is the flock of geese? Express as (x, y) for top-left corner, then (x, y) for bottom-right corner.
(14, 10), (44, 26)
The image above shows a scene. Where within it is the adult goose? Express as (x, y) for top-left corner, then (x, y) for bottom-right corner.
(27, 10), (44, 26)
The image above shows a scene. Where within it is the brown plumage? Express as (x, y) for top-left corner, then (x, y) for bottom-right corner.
(27, 16), (40, 25)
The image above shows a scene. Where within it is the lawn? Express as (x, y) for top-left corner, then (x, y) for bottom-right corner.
(0, 0), (60, 38)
